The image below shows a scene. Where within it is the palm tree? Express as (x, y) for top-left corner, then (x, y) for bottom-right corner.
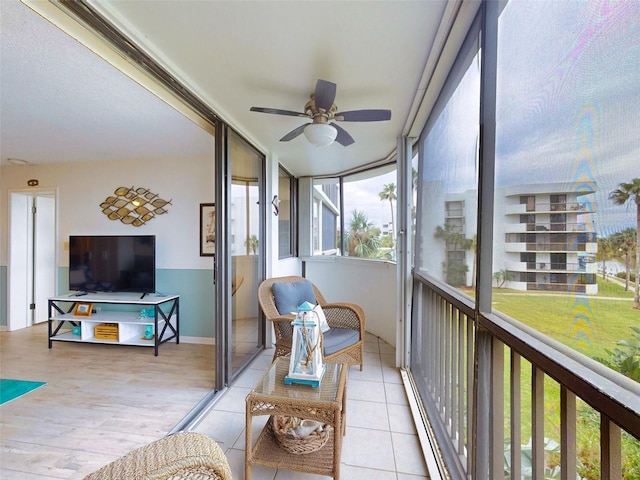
(470, 234), (477, 288)
(434, 223), (473, 286)
(378, 183), (397, 247)
(610, 229), (637, 291)
(493, 269), (514, 288)
(245, 234), (259, 255)
(597, 236), (614, 280)
(345, 210), (380, 258)
(609, 178), (640, 309)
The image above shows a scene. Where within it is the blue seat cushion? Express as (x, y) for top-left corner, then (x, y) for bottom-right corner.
(272, 280), (316, 315)
(323, 328), (360, 356)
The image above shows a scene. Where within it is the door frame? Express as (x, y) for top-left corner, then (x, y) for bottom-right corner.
(8, 187), (58, 331)
(214, 124), (266, 390)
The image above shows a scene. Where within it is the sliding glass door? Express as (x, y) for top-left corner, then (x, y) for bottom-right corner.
(216, 127), (265, 387)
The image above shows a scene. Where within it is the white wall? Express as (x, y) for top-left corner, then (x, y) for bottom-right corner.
(1, 156), (214, 270)
(266, 154), (302, 279)
(304, 256), (398, 347)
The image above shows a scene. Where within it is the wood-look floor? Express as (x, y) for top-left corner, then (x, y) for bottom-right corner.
(0, 323), (215, 479)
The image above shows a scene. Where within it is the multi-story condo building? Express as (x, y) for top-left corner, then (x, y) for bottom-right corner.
(440, 190), (477, 287)
(436, 183), (598, 294)
(496, 182), (598, 294)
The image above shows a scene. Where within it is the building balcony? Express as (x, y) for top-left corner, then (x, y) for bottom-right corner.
(507, 261), (596, 273)
(504, 222), (591, 234)
(445, 210), (464, 218)
(505, 201), (592, 215)
(526, 281), (596, 293)
(504, 241), (597, 253)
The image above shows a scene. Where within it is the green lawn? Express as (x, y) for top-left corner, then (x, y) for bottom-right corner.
(492, 278), (638, 359)
(490, 278), (640, 479)
(596, 276), (636, 298)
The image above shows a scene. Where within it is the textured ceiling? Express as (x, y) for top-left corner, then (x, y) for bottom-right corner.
(0, 1), (213, 167)
(1, 0), (448, 177)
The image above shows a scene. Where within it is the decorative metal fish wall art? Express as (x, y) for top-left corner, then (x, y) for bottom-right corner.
(100, 186), (171, 227)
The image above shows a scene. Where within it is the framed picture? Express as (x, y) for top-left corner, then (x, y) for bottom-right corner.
(74, 302), (93, 316)
(200, 203), (216, 257)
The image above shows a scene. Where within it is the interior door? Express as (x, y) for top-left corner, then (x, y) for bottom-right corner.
(34, 194), (56, 324)
(8, 190), (57, 330)
(8, 192), (30, 331)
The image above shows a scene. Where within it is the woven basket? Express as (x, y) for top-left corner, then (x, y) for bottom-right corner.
(270, 415), (331, 455)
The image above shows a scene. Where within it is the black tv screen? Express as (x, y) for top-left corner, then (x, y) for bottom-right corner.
(69, 235), (156, 293)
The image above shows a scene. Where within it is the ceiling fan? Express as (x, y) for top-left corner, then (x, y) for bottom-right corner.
(250, 79), (391, 147)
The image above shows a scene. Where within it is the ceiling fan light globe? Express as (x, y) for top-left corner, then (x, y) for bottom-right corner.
(304, 123), (337, 147)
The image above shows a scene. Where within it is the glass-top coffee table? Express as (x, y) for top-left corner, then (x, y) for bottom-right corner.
(245, 357), (347, 479)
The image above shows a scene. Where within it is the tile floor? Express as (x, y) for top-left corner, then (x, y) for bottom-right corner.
(193, 332), (430, 479)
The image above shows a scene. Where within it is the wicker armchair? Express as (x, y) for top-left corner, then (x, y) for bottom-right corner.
(258, 275), (365, 371)
(83, 432), (232, 480)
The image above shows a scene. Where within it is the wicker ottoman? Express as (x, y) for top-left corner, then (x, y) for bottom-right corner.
(83, 432), (232, 480)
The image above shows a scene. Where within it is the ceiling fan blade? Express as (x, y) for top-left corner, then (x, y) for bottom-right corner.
(314, 79), (337, 112)
(332, 123), (355, 146)
(250, 106), (309, 118)
(335, 109), (392, 122)
(279, 123), (308, 142)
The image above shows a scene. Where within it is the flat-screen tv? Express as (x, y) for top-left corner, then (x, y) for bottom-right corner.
(69, 235), (156, 294)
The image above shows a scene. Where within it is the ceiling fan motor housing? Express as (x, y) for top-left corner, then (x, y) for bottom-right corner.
(304, 97), (337, 124)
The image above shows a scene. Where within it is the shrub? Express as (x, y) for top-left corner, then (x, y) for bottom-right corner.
(615, 271), (637, 283)
(595, 326), (640, 383)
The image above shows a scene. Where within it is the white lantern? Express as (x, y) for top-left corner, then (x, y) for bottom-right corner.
(284, 301), (326, 387)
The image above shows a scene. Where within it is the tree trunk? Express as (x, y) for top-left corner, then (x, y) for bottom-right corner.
(635, 205), (640, 309)
(388, 199), (395, 247)
(625, 252), (631, 291)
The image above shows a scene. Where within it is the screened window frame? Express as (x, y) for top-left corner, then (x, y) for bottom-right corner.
(311, 179), (340, 256)
(277, 165), (298, 259)
(312, 161), (399, 260)
(408, 2), (640, 478)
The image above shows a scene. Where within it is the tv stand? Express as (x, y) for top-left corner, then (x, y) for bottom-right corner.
(48, 292), (179, 356)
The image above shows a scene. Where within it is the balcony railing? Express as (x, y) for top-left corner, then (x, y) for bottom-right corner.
(526, 282), (588, 293)
(528, 201), (588, 213)
(525, 222), (588, 232)
(525, 242), (590, 252)
(524, 262), (592, 272)
(506, 202), (593, 215)
(409, 274), (640, 479)
(446, 208), (465, 217)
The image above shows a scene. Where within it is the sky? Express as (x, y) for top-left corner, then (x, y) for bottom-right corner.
(418, 0), (640, 238)
(342, 169), (398, 230)
(495, 0), (639, 236)
(331, 1), (639, 238)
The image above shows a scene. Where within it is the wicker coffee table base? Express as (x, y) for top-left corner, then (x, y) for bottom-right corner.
(245, 359), (347, 480)
(254, 419), (335, 474)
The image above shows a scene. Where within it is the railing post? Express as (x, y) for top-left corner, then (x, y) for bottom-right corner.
(560, 387), (576, 480)
(467, 313), (475, 474)
(445, 303), (452, 431)
(491, 338), (505, 480)
(532, 366), (545, 480)
(473, 328), (492, 480)
(510, 352), (522, 480)
(457, 310), (465, 454)
(601, 415), (622, 480)
(451, 308), (459, 443)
